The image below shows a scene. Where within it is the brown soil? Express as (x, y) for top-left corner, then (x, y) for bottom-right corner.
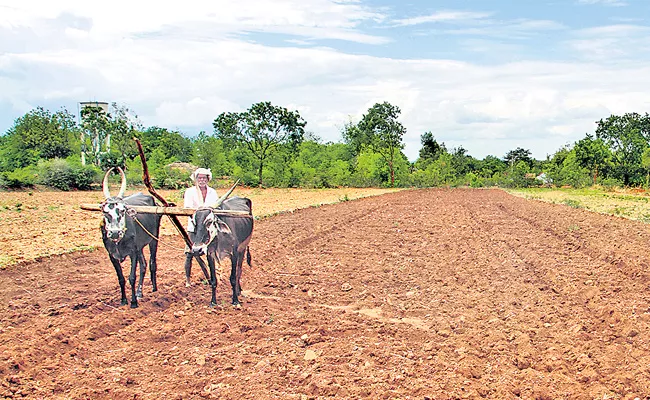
(1, 188), (650, 399)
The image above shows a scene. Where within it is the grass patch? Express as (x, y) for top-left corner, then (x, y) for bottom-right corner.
(507, 187), (650, 223)
(562, 199), (582, 209)
(0, 255), (16, 269)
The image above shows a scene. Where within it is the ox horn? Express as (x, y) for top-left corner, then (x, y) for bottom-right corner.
(117, 167), (127, 198)
(214, 179), (240, 208)
(102, 167), (115, 199)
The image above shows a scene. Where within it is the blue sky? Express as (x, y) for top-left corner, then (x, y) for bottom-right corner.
(1, 0), (649, 161)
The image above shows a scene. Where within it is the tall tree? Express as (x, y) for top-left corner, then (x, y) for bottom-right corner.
(355, 102), (406, 187)
(213, 101), (306, 187)
(108, 103), (142, 164)
(80, 104), (111, 166)
(418, 131), (446, 167)
(192, 131), (232, 175)
(0, 106), (78, 170)
(341, 118), (364, 156)
(504, 147), (533, 169)
(479, 155), (507, 178)
(595, 112), (650, 185)
(574, 133), (611, 184)
(80, 102), (144, 168)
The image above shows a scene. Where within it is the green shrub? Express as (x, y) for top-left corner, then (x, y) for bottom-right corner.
(38, 159), (74, 190)
(0, 166), (38, 189)
(72, 165), (99, 190)
(600, 177), (621, 191)
(562, 199), (582, 209)
(38, 159), (99, 191)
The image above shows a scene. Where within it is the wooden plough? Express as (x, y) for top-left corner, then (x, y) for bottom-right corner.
(81, 137), (250, 281)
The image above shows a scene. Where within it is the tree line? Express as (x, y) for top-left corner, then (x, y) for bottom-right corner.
(1, 100), (649, 191)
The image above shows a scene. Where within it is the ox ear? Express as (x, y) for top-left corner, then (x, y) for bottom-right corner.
(215, 219), (232, 234)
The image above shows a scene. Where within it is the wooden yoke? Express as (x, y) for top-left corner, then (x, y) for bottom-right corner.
(132, 137), (212, 281)
(80, 204), (252, 217)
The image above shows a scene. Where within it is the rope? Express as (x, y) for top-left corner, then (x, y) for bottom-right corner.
(132, 214), (188, 252)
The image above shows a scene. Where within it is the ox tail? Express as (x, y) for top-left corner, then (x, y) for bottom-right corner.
(246, 246), (252, 268)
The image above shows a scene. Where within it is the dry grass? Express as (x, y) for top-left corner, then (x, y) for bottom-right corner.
(0, 186), (402, 268)
(506, 186), (650, 222)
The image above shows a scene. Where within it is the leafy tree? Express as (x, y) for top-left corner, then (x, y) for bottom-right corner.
(547, 148), (591, 188)
(213, 101), (306, 187)
(504, 147), (533, 169)
(418, 131), (446, 165)
(642, 148), (650, 187)
(349, 151), (384, 187)
(417, 152), (457, 187)
(479, 155), (507, 178)
(595, 112), (650, 186)
(80, 105), (111, 166)
(107, 103), (142, 165)
(0, 107), (78, 171)
(192, 131), (233, 176)
(574, 133), (611, 184)
(137, 126), (193, 163)
(341, 118), (364, 156)
(355, 102), (407, 187)
(450, 146), (476, 176)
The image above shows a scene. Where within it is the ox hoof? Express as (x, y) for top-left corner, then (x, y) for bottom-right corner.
(120, 299), (128, 306)
(210, 301), (218, 308)
(130, 302), (139, 309)
(232, 303), (242, 310)
(186, 282), (192, 288)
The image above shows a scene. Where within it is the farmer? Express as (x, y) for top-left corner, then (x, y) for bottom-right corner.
(183, 167), (218, 285)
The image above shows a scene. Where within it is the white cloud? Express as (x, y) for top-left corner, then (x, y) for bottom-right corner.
(566, 24), (650, 60)
(577, 0), (628, 6)
(392, 11), (493, 26)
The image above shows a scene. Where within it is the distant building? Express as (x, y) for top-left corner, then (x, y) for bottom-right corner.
(536, 173), (551, 185)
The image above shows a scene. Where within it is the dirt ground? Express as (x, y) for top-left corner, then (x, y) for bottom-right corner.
(1, 188), (650, 399)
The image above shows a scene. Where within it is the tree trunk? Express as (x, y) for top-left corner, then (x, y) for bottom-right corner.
(389, 159), (395, 187)
(258, 160), (264, 188)
(593, 164), (598, 185)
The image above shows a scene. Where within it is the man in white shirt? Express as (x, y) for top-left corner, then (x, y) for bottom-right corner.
(183, 167), (218, 286)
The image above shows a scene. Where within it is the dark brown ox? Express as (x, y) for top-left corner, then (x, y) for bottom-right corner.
(189, 184), (253, 307)
(100, 167), (162, 308)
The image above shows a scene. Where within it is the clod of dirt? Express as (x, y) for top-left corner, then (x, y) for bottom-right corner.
(341, 283), (352, 292)
(304, 350), (318, 361)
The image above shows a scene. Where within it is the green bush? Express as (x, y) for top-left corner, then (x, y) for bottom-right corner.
(232, 165), (260, 187)
(467, 172), (484, 188)
(125, 158), (144, 185)
(0, 166), (38, 189)
(72, 165), (99, 190)
(38, 159), (99, 191)
(600, 177), (622, 191)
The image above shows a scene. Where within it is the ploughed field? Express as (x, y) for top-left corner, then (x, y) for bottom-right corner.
(1, 188), (650, 399)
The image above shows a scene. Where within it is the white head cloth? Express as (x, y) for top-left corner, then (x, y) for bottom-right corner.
(191, 167), (212, 182)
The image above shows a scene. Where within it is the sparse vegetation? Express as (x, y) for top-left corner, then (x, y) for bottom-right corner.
(508, 187), (650, 223)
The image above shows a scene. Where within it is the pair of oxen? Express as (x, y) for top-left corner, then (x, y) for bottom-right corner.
(99, 167), (253, 308)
